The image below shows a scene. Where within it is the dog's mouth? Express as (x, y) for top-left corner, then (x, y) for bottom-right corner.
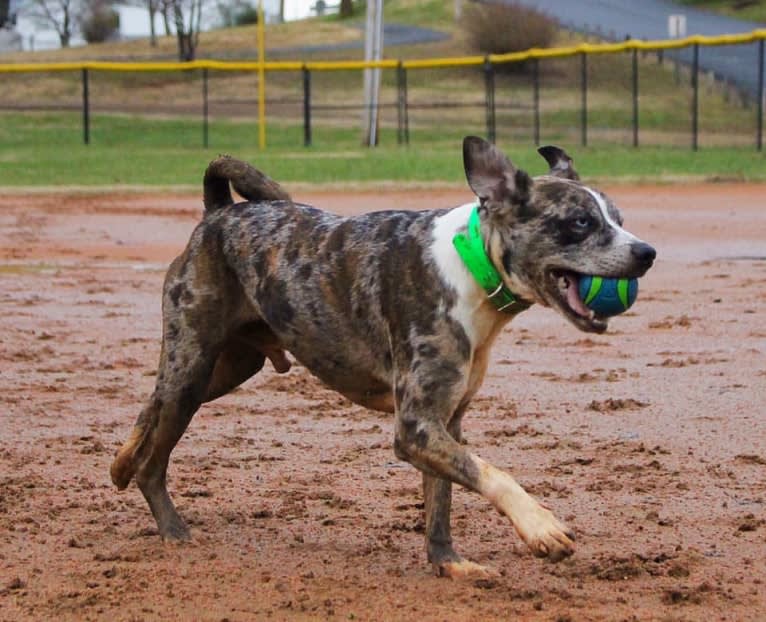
(547, 269), (609, 334)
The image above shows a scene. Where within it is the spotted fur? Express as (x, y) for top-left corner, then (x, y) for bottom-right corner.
(111, 137), (655, 575)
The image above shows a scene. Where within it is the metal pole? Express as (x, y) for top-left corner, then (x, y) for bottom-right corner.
(257, 0), (266, 149)
(692, 43), (699, 151)
(362, 0), (383, 146)
(202, 68), (209, 149)
(757, 38), (764, 152)
(396, 62), (405, 145)
(632, 48), (639, 148)
(533, 57), (540, 145)
(302, 65), (312, 147)
(403, 64), (409, 145)
(484, 57), (496, 144)
(81, 68), (90, 146)
(580, 52), (587, 147)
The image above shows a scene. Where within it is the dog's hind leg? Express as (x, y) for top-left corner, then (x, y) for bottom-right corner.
(111, 241), (256, 541)
(111, 332), (219, 540)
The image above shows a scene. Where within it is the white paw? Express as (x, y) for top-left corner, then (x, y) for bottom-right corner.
(435, 559), (500, 580)
(515, 504), (575, 562)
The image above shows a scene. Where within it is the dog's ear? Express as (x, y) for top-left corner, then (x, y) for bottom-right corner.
(463, 136), (532, 218)
(537, 145), (580, 181)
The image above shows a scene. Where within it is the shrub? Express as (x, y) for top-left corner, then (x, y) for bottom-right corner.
(339, 0), (354, 18)
(80, 3), (120, 44)
(463, 1), (557, 64)
(234, 5), (259, 26)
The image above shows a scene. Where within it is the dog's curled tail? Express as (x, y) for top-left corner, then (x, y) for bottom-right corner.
(203, 155), (291, 211)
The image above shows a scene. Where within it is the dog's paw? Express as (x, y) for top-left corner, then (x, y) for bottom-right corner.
(160, 520), (192, 544)
(516, 506), (575, 562)
(435, 559), (499, 580)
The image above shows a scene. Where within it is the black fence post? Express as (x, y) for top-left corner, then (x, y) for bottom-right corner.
(484, 57), (496, 144)
(692, 43), (699, 151)
(202, 68), (209, 149)
(81, 68), (90, 146)
(580, 52), (588, 147)
(632, 48), (639, 148)
(397, 61), (410, 145)
(403, 64), (409, 145)
(757, 38), (764, 152)
(302, 65), (312, 147)
(533, 57), (540, 145)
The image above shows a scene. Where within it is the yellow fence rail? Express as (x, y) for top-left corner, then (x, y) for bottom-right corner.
(1, 29), (765, 74)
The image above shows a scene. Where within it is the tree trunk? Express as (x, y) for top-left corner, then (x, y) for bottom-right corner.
(179, 32), (194, 60)
(162, 0), (172, 36)
(148, 0), (157, 47)
(60, 10), (71, 47)
(0, 0), (10, 27)
(190, 0), (201, 56)
(172, 1), (193, 61)
(339, 0), (353, 18)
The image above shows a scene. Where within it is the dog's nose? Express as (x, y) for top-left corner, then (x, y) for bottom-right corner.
(631, 242), (656, 266)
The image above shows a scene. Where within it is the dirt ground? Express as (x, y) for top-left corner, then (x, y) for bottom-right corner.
(1, 183), (765, 621)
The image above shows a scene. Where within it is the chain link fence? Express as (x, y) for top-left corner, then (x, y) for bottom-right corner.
(1, 30), (764, 150)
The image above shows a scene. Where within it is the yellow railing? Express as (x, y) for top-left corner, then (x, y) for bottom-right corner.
(1, 29), (765, 73)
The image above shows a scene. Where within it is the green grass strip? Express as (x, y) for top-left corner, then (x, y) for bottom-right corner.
(2, 112), (766, 186)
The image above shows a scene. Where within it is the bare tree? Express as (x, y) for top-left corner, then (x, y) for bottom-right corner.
(166, 0), (201, 60)
(122, 0), (167, 47)
(160, 0), (171, 35)
(144, 0), (173, 44)
(1, 0), (12, 26)
(146, 0), (159, 45)
(23, 0), (80, 47)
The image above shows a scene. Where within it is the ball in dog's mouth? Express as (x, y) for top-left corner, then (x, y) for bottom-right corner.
(551, 270), (609, 333)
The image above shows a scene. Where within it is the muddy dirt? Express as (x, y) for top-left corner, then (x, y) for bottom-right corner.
(1, 184), (765, 621)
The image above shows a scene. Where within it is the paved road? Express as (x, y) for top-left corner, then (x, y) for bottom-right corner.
(213, 23), (449, 60)
(506, 0), (765, 95)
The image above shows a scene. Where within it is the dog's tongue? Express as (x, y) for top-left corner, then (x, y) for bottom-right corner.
(566, 275), (592, 318)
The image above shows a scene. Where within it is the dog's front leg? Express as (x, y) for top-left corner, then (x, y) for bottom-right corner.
(422, 409), (498, 579)
(394, 385), (575, 564)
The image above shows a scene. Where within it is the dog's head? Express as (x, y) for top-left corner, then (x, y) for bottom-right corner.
(463, 136), (656, 333)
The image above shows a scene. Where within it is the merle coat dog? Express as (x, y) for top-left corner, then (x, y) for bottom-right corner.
(111, 137), (655, 578)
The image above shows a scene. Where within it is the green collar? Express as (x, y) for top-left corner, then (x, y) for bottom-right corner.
(452, 205), (530, 313)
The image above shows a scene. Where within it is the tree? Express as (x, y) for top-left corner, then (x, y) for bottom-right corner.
(339, 0), (352, 18)
(126, 0), (177, 47)
(217, 0), (257, 28)
(165, 0), (202, 61)
(1, 0), (12, 26)
(146, 0), (159, 46)
(23, 0), (80, 47)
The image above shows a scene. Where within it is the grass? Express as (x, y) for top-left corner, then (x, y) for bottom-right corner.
(0, 0), (763, 187)
(1, 111), (764, 187)
(676, 0), (766, 23)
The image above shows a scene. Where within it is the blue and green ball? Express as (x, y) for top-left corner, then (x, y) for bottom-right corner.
(578, 276), (638, 317)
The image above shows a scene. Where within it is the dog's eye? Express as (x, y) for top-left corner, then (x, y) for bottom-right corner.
(573, 216), (591, 230)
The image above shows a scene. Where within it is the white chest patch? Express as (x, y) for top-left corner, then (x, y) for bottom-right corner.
(429, 203), (504, 350)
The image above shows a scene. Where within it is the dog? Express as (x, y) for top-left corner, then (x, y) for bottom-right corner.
(111, 136), (655, 578)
